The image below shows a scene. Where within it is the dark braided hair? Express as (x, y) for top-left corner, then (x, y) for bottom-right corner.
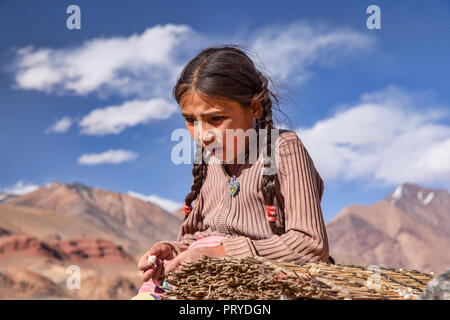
(172, 44), (293, 233)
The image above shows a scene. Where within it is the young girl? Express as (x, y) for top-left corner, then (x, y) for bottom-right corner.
(133, 44), (331, 300)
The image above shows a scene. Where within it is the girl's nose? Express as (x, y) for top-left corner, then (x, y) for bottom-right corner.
(202, 131), (216, 147)
(201, 127), (222, 147)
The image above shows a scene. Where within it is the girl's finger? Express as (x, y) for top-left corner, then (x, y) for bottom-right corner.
(145, 246), (169, 263)
(138, 244), (173, 271)
(138, 254), (155, 271)
(141, 265), (155, 282)
(138, 248), (162, 271)
(151, 260), (164, 283)
(149, 247), (163, 258)
(138, 254), (149, 271)
(153, 246), (174, 261)
(152, 268), (161, 285)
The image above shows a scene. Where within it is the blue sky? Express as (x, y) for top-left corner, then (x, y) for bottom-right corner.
(1, 0), (449, 223)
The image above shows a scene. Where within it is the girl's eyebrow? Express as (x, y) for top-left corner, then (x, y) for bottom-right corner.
(182, 111), (226, 117)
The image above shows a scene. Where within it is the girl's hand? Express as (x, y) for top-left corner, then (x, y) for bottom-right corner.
(164, 245), (226, 277)
(138, 243), (176, 282)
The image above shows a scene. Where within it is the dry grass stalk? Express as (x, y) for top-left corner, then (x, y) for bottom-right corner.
(160, 256), (435, 300)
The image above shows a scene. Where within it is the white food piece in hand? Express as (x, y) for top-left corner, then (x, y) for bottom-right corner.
(147, 255), (157, 264)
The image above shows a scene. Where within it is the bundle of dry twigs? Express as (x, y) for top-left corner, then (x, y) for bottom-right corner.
(161, 256), (435, 300)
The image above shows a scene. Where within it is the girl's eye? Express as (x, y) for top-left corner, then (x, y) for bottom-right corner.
(184, 116), (224, 123)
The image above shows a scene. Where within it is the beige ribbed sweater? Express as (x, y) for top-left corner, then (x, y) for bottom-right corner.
(160, 129), (329, 263)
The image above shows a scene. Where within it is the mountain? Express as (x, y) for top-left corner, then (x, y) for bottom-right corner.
(386, 183), (449, 238)
(326, 183), (450, 273)
(0, 267), (71, 299)
(73, 274), (141, 300)
(0, 180), (186, 299)
(0, 192), (18, 204)
(5, 181), (183, 257)
(0, 231), (143, 300)
(0, 227), (10, 237)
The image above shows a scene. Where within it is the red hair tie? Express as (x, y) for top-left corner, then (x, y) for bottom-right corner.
(266, 205), (277, 222)
(182, 203), (192, 216)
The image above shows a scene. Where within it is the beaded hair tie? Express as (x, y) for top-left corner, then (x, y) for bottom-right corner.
(182, 203), (192, 216)
(266, 205), (277, 222)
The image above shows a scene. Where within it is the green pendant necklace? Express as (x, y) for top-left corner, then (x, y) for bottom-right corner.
(225, 150), (249, 197)
(225, 122), (259, 197)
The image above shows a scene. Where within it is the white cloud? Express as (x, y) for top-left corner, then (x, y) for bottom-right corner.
(12, 21), (373, 100)
(127, 191), (182, 213)
(13, 24), (204, 98)
(78, 149), (138, 165)
(2, 181), (40, 195)
(78, 98), (178, 135)
(45, 116), (73, 133)
(249, 20), (375, 83)
(12, 21), (375, 139)
(296, 86), (450, 188)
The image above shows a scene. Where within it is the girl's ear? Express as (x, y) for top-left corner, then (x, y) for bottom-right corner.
(250, 94), (263, 119)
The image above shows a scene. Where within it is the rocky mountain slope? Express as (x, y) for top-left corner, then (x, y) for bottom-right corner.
(326, 183), (450, 273)
(5, 181), (183, 257)
(0, 181), (186, 299)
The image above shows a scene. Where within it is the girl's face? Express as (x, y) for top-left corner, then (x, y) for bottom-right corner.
(181, 91), (262, 163)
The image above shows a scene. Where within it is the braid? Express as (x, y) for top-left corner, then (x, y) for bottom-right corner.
(257, 77), (284, 235)
(184, 143), (208, 221)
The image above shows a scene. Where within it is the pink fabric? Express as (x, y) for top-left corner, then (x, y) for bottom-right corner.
(137, 236), (228, 296)
(138, 280), (166, 295)
(187, 235), (229, 250)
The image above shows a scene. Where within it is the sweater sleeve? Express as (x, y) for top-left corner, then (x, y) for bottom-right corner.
(220, 138), (329, 263)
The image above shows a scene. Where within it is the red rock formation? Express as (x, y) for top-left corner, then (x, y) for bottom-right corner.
(0, 227), (10, 237)
(50, 237), (135, 264)
(0, 233), (136, 268)
(0, 234), (67, 261)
